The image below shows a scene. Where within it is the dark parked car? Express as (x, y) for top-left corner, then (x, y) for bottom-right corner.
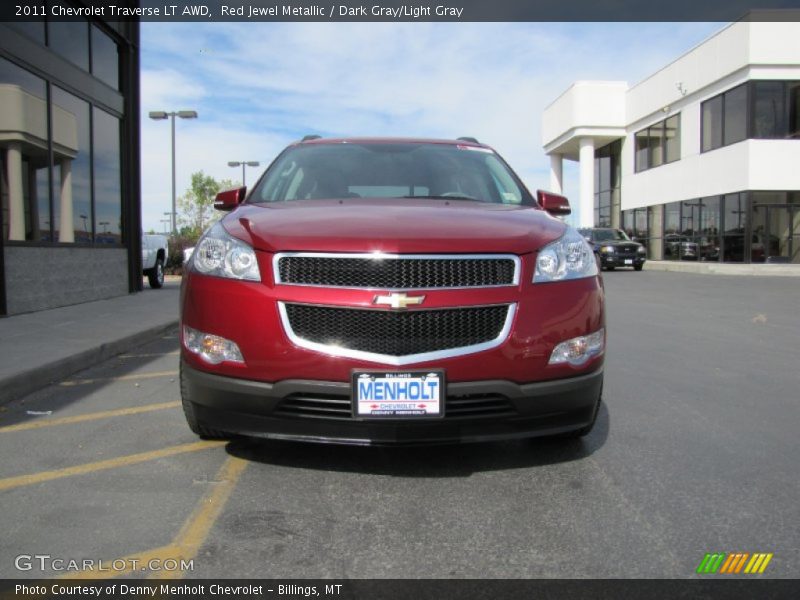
(579, 228), (646, 271)
(179, 137), (605, 446)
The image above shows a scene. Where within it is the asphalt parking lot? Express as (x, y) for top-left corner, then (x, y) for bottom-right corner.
(0, 271), (797, 579)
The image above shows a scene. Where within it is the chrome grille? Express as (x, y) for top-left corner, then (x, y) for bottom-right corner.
(274, 253), (519, 289)
(280, 303), (514, 365)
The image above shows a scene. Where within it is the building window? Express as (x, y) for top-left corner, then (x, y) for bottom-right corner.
(594, 140), (621, 227)
(634, 114), (680, 172)
(790, 84), (800, 138)
(702, 95), (723, 151)
(622, 207), (654, 256)
(704, 81), (800, 151)
(7, 21), (45, 44)
(1, 57), (124, 247)
(722, 193), (747, 262)
(51, 87), (92, 243)
(0, 57), (49, 242)
(680, 197), (721, 262)
(92, 107), (121, 244)
(724, 84), (748, 146)
(663, 201), (681, 260)
(91, 25), (119, 90)
(48, 20), (90, 72)
(752, 81), (800, 139)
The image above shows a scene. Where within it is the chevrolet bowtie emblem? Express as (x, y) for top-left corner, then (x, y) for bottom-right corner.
(373, 293), (426, 309)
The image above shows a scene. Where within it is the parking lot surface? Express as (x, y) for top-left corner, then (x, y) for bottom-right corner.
(0, 271), (797, 579)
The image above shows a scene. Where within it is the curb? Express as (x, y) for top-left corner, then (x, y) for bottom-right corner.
(0, 320), (179, 407)
(644, 261), (800, 276)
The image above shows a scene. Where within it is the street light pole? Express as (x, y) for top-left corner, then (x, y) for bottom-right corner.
(227, 161), (260, 187)
(149, 110), (198, 236)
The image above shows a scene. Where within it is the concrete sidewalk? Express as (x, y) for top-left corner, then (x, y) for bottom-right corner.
(0, 278), (180, 405)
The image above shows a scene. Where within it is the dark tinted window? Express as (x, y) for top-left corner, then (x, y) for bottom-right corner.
(252, 143), (528, 204)
(635, 130), (648, 172)
(702, 95), (723, 152)
(92, 108), (122, 244)
(635, 115), (680, 171)
(649, 122), (664, 168)
(752, 81), (786, 138)
(91, 26), (119, 89)
(8, 21), (45, 44)
(723, 84), (748, 146)
(789, 83), (800, 138)
(665, 115), (680, 163)
(49, 20), (90, 71)
(51, 87), (92, 243)
(0, 58), (49, 241)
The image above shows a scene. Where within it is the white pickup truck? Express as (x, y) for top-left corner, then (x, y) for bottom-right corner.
(142, 234), (168, 289)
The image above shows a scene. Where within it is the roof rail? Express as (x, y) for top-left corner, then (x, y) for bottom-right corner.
(301, 134), (322, 142)
(456, 136), (479, 144)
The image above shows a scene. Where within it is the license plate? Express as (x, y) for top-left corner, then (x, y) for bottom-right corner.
(352, 370), (445, 419)
(624, 259), (633, 265)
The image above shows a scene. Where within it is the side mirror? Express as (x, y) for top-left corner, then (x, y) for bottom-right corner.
(536, 190), (571, 216)
(214, 186), (247, 211)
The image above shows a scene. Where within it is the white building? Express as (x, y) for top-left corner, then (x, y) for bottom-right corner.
(542, 19), (800, 263)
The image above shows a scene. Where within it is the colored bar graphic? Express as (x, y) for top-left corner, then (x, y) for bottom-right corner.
(697, 553), (727, 574)
(700, 552), (773, 575)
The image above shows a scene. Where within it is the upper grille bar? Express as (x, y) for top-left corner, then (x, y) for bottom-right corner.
(273, 253), (520, 289)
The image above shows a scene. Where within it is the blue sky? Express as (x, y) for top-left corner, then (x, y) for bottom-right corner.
(140, 21), (724, 232)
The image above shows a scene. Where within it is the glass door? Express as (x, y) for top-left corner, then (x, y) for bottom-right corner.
(753, 204), (800, 263)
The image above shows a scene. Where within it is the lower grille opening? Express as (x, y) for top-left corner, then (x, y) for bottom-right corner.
(283, 303), (510, 358)
(275, 391), (518, 421)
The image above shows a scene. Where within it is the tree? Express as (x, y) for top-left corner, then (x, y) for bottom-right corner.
(177, 172), (240, 239)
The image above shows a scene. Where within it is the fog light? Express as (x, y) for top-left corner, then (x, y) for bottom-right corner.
(183, 325), (244, 365)
(549, 328), (604, 366)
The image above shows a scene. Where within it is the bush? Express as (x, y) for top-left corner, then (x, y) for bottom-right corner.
(166, 234), (199, 275)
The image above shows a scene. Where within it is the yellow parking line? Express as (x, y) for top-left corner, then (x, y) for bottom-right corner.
(0, 401), (181, 433)
(0, 441), (224, 492)
(60, 456), (248, 580)
(60, 370), (178, 386)
(150, 456), (249, 580)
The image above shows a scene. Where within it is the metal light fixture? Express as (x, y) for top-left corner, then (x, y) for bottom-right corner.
(227, 160), (260, 186)
(149, 110), (199, 235)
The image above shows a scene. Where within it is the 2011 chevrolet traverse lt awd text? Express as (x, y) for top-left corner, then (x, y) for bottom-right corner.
(180, 137), (605, 445)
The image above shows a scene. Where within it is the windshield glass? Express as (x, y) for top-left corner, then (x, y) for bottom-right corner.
(592, 229), (630, 242)
(249, 142), (529, 205)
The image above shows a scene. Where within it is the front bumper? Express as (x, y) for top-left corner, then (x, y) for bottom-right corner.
(599, 253), (645, 268)
(182, 362), (603, 446)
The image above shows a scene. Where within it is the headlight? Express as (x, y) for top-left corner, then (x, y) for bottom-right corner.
(600, 245), (615, 253)
(191, 223), (261, 281)
(534, 227), (598, 283)
(637, 246), (647, 254)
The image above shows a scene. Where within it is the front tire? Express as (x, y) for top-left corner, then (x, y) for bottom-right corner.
(147, 257), (165, 289)
(634, 264), (644, 271)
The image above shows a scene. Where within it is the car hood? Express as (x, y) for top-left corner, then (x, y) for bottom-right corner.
(595, 240), (642, 248)
(222, 199), (567, 254)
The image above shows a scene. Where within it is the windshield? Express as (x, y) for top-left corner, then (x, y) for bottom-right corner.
(592, 229), (630, 242)
(249, 142), (530, 205)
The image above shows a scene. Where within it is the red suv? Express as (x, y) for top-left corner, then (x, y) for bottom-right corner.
(180, 137), (605, 445)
